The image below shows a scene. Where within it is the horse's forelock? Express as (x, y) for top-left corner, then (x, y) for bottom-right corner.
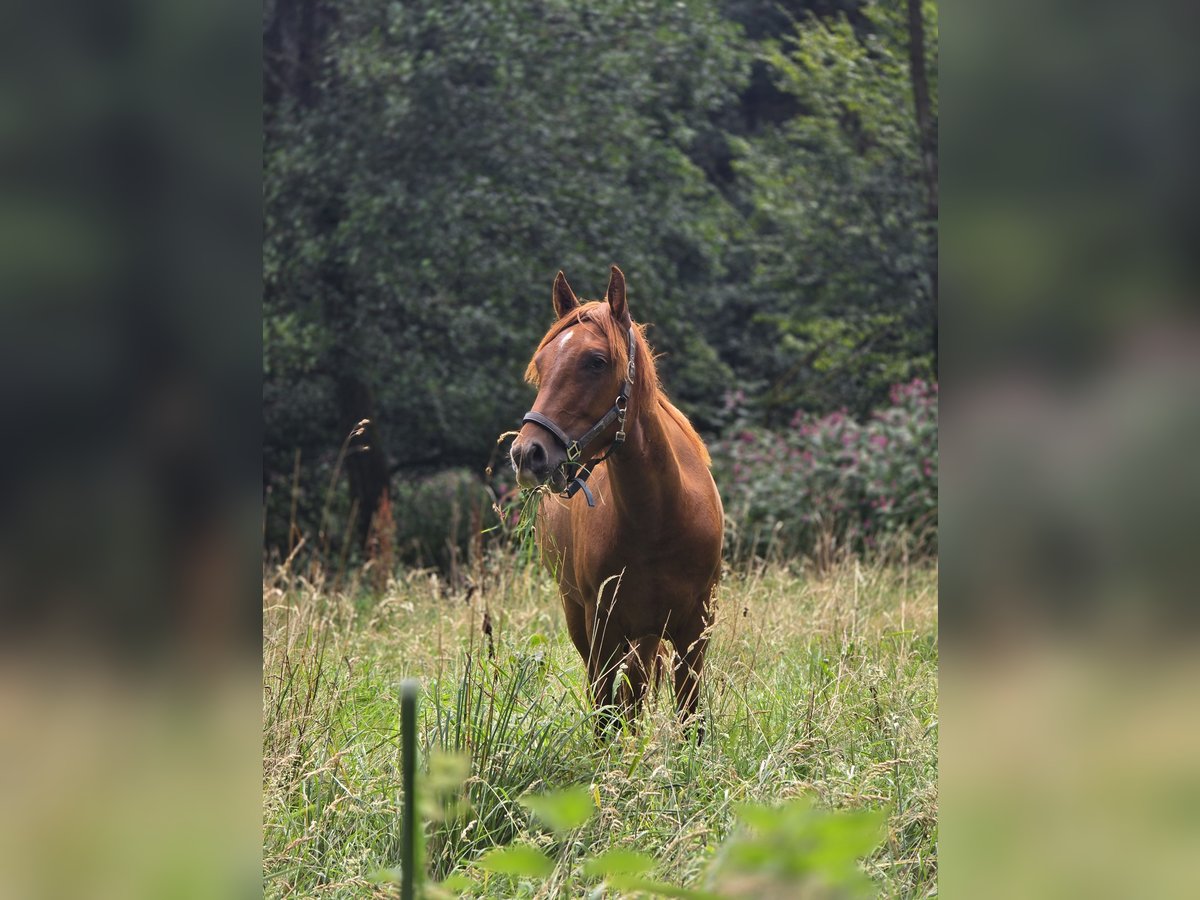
(520, 303), (624, 384)
(524, 302), (644, 389)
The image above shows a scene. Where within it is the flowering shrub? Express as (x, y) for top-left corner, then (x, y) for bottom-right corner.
(711, 380), (937, 561)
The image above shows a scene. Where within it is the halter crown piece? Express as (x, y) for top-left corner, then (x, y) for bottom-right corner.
(521, 326), (637, 507)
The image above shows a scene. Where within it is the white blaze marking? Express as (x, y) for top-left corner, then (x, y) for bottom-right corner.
(559, 329), (574, 348)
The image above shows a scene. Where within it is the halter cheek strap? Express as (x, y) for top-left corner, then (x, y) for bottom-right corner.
(520, 326), (636, 507)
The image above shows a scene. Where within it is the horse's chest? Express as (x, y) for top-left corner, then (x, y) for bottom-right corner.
(542, 490), (717, 616)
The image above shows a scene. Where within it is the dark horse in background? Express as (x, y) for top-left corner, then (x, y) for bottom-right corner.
(511, 266), (723, 738)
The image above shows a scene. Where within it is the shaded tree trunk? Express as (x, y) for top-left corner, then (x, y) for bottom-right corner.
(336, 374), (391, 549)
(266, 1), (386, 547)
(906, 0), (938, 374)
(264, 0), (328, 110)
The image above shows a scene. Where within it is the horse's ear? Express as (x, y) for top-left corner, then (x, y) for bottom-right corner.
(552, 270), (579, 319)
(605, 265), (630, 328)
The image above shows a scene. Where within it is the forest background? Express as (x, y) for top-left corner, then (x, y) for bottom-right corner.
(263, 0), (938, 568)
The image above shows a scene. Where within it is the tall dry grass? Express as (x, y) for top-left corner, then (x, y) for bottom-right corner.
(263, 548), (937, 898)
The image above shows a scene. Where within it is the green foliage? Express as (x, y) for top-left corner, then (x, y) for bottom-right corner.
(390, 469), (491, 570)
(582, 848), (657, 878)
(422, 648), (598, 879)
(263, 559), (938, 898)
(264, 0), (750, 553)
(710, 800), (885, 897)
(712, 378), (937, 561)
(731, 0), (938, 417)
(262, 0), (940, 565)
(475, 844), (555, 878)
(396, 711), (888, 899)
(518, 786), (595, 835)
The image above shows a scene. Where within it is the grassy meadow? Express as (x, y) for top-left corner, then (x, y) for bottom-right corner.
(263, 553), (938, 898)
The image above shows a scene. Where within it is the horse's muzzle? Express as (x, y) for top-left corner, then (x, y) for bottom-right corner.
(511, 432), (567, 491)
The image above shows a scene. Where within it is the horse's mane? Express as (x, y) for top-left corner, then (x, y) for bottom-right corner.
(524, 301), (711, 466)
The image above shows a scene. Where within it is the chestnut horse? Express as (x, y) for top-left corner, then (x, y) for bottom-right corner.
(510, 265), (723, 737)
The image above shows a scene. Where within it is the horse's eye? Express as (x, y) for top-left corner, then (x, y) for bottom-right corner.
(584, 355), (608, 372)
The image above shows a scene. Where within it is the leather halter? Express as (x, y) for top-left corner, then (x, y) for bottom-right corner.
(521, 325), (636, 507)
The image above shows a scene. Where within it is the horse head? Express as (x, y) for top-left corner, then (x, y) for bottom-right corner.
(511, 265), (636, 493)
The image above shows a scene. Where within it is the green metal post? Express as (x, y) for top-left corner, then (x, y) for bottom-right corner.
(400, 679), (418, 900)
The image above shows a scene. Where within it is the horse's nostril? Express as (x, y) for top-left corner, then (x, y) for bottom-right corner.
(513, 439), (549, 480)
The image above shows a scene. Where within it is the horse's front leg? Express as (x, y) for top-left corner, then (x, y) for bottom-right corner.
(565, 597), (616, 736)
(614, 637), (661, 726)
(670, 626), (710, 744)
(587, 634), (624, 738)
(561, 594), (591, 672)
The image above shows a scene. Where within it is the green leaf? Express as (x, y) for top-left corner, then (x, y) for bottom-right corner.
(476, 844), (554, 878)
(582, 849), (656, 878)
(426, 750), (470, 796)
(606, 874), (722, 899)
(518, 785), (595, 834)
(716, 799), (887, 896)
(366, 867), (401, 884)
(436, 873), (476, 892)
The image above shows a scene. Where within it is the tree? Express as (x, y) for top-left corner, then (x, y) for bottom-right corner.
(263, 0), (749, 551)
(730, 0), (938, 419)
(906, 0), (938, 371)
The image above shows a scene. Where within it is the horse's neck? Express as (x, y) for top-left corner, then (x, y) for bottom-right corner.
(605, 398), (684, 525)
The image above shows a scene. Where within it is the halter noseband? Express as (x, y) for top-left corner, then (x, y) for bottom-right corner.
(521, 325), (637, 507)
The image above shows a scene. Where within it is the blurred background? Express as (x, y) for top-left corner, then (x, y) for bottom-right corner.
(2, 0), (1199, 893)
(262, 0), (939, 574)
(0, 0), (261, 896)
(941, 0), (1200, 895)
